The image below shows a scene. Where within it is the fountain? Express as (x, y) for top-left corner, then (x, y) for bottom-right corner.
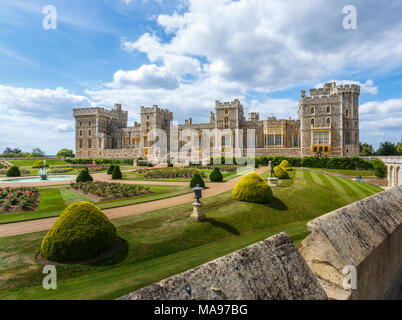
(38, 160), (49, 181)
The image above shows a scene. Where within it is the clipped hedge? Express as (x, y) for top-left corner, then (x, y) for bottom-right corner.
(269, 166), (289, 179)
(107, 164), (115, 175)
(6, 166), (21, 177)
(112, 165), (122, 180)
(209, 167), (223, 182)
(76, 168), (93, 183)
(372, 159), (387, 178)
(40, 201), (117, 262)
(190, 173), (205, 188)
(232, 172), (273, 203)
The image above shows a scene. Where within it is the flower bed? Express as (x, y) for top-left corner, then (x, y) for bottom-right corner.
(135, 168), (206, 179)
(190, 164), (240, 172)
(70, 182), (151, 202)
(0, 186), (40, 213)
(50, 165), (108, 174)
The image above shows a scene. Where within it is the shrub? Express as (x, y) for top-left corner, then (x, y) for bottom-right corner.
(6, 166), (21, 177)
(269, 165), (289, 179)
(372, 159), (387, 178)
(112, 165), (122, 180)
(190, 173), (205, 188)
(209, 167), (223, 182)
(40, 201), (117, 262)
(279, 160), (293, 171)
(107, 164), (115, 175)
(232, 172), (273, 203)
(76, 168), (93, 183)
(32, 160), (45, 168)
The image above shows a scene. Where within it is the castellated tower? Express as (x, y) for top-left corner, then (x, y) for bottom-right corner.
(297, 82), (360, 157)
(73, 104), (128, 158)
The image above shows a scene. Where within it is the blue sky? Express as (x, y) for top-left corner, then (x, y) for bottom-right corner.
(0, 0), (401, 154)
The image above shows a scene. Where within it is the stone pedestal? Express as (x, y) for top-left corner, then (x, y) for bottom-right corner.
(191, 202), (205, 221)
(267, 177), (279, 186)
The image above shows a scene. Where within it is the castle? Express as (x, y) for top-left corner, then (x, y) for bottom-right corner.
(73, 82), (360, 161)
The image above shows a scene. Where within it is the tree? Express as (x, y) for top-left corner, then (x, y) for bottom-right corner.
(372, 159), (387, 178)
(6, 166), (21, 177)
(76, 168), (93, 183)
(209, 167), (223, 182)
(3, 147), (21, 154)
(31, 147), (46, 157)
(190, 173), (205, 188)
(397, 141), (402, 155)
(360, 142), (373, 156)
(56, 149), (74, 158)
(376, 141), (397, 156)
(112, 165), (122, 180)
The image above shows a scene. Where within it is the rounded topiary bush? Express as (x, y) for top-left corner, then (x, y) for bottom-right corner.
(209, 167), (223, 182)
(40, 201), (117, 262)
(76, 168), (93, 183)
(270, 165), (289, 179)
(107, 164), (115, 175)
(232, 172), (273, 203)
(190, 173), (205, 188)
(6, 166), (21, 177)
(112, 165), (122, 179)
(280, 159), (293, 171)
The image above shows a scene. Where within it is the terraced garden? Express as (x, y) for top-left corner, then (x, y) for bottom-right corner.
(0, 168), (382, 300)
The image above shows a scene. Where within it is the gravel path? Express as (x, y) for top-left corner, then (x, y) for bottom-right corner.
(0, 167), (267, 238)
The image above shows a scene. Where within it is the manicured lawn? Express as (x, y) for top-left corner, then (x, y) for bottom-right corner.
(8, 159), (70, 167)
(0, 185), (192, 224)
(0, 169), (382, 299)
(307, 167), (375, 176)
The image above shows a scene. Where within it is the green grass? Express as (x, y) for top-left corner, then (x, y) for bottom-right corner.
(0, 185), (192, 224)
(0, 169), (383, 299)
(8, 160), (70, 167)
(307, 167), (375, 176)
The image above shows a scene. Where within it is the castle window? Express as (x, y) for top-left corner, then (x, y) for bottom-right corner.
(324, 146), (328, 152)
(275, 135), (282, 146)
(222, 136), (226, 146)
(345, 109), (349, 117)
(224, 117), (229, 129)
(311, 118), (315, 125)
(79, 121), (82, 127)
(355, 133), (358, 145)
(313, 131), (329, 145)
(225, 109), (228, 115)
(293, 135), (299, 147)
(88, 139), (92, 148)
(98, 138), (102, 148)
(326, 106), (331, 113)
(146, 115), (150, 120)
(88, 130), (92, 136)
(345, 132), (350, 145)
(311, 107), (314, 114)
(79, 139), (83, 149)
(345, 121), (349, 129)
(327, 117), (331, 124)
(88, 120), (91, 126)
(79, 130), (83, 137)
(267, 134), (275, 146)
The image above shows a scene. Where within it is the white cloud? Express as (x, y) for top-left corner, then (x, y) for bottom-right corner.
(108, 65), (179, 90)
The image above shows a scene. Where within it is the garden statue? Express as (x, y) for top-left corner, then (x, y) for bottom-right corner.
(269, 161), (276, 177)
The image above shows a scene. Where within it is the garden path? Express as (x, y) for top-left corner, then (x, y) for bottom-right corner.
(0, 167), (268, 238)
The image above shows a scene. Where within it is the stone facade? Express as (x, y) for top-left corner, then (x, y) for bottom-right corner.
(73, 82), (360, 161)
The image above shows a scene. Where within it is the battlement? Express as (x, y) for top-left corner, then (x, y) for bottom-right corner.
(73, 106), (128, 119)
(140, 105), (171, 115)
(306, 82), (360, 99)
(215, 99), (242, 109)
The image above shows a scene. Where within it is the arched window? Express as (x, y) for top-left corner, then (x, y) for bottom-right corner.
(311, 107), (314, 114)
(326, 106), (331, 113)
(327, 117), (331, 124)
(88, 120), (92, 126)
(88, 130), (92, 136)
(345, 109), (349, 117)
(79, 130), (83, 136)
(345, 121), (349, 129)
(311, 118), (315, 125)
